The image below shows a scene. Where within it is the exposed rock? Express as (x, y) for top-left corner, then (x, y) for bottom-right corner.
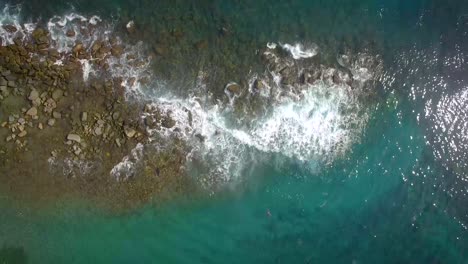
(7, 81), (16, 88)
(111, 46), (124, 57)
(52, 111), (62, 119)
(124, 126), (136, 138)
(253, 79), (264, 90)
(66, 29), (75, 37)
(28, 89), (39, 101)
(2, 25), (17, 33)
(38, 123), (43, 130)
(81, 112), (88, 122)
(44, 98), (57, 113)
(32, 28), (46, 42)
(0, 86), (8, 96)
(26, 107), (38, 117)
(94, 126), (103, 136)
(226, 82), (242, 95)
(91, 42), (102, 53)
(67, 133), (81, 143)
(115, 138), (121, 147)
(161, 116), (176, 128)
(18, 130), (27, 138)
(47, 118), (56, 126)
(72, 43), (84, 54)
(126, 21), (136, 34)
(49, 49), (61, 59)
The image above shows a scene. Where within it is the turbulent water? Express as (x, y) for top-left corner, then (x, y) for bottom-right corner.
(1, 0), (468, 263)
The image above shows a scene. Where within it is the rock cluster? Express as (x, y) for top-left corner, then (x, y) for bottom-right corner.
(0, 26), (145, 164)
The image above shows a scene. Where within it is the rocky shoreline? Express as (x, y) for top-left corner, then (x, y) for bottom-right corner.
(0, 9), (383, 211)
(0, 23), (195, 211)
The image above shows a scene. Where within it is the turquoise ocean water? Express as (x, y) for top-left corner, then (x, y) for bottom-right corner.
(1, 0), (468, 263)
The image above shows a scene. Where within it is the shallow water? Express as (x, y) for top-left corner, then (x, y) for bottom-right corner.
(1, 0), (468, 263)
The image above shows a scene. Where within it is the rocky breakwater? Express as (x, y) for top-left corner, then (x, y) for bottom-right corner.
(0, 23), (192, 210)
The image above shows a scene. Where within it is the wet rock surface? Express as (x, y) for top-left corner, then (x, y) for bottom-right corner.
(0, 22), (195, 211)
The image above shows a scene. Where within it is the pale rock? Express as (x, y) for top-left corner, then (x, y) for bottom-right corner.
(53, 111), (62, 119)
(81, 112), (88, 122)
(18, 130), (27, 138)
(28, 89), (39, 101)
(67, 133), (81, 143)
(52, 89), (64, 101)
(124, 126), (136, 138)
(47, 118), (56, 126)
(94, 126), (103, 136)
(26, 107), (38, 117)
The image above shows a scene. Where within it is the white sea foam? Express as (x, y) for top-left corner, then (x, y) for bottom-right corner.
(45, 12), (151, 92)
(138, 74), (368, 186)
(110, 143), (145, 181)
(0, 5), (31, 45)
(270, 42), (319, 59)
(48, 156), (96, 178)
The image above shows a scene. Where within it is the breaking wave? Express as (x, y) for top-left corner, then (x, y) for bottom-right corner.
(0, 5), (380, 189)
(136, 44), (378, 187)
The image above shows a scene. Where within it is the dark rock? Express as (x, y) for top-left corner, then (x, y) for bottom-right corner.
(253, 79), (264, 90)
(48, 49), (60, 59)
(72, 43), (84, 54)
(161, 116), (176, 128)
(226, 82), (241, 95)
(124, 126), (136, 138)
(194, 133), (205, 142)
(111, 46), (124, 57)
(2, 25), (17, 33)
(66, 29), (76, 37)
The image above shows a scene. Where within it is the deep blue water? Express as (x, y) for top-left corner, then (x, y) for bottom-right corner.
(1, 0), (468, 263)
